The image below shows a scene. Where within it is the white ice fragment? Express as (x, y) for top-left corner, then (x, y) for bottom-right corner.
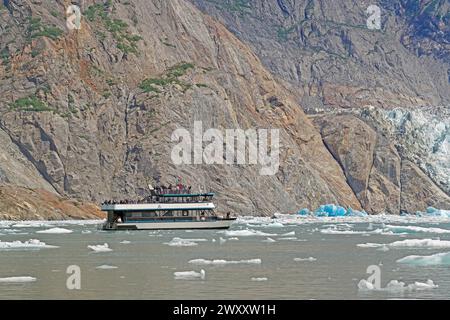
(96, 265), (118, 270)
(36, 227), (73, 234)
(397, 251), (450, 266)
(88, 243), (112, 252)
(0, 276), (36, 283)
(174, 270), (206, 280)
(0, 239), (58, 249)
(189, 258), (262, 265)
(294, 257), (317, 262)
(251, 277), (268, 281)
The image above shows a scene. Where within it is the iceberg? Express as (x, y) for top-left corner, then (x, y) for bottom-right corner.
(0, 276), (37, 283)
(358, 279), (438, 292)
(222, 229), (277, 237)
(294, 257), (317, 262)
(359, 239), (450, 249)
(251, 277), (268, 281)
(307, 204), (368, 217)
(0, 239), (58, 250)
(425, 207), (450, 217)
(385, 225), (450, 234)
(189, 258), (262, 265)
(397, 251), (450, 266)
(164, 238), (198, 247)
(36, 227), (73, 234)
(297, 209), (310, 216)
(96, 265), (118, 270)
(88, 243), (112, 252)
(174, 270), (206, 280)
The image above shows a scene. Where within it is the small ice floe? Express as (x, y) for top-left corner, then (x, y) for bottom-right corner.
(12, 222), (49, 228)
(81, 230), (92, 234)
(219, 237), (227, 245)
(281, 231), (295, 237)
(251, 277), (268, 281)
(0, 276), (37, 283)
(0, 239), (58, 250)
(222, 229), (277, 237)
(189, 258), (262, 265)
(96, 265), (118, 270)
(358, 239), (450, 249)
(212, 239), (216, 243)
(120, 240), (131, 244)
(88, 243), (112, 252)
(358, 279), (438, 292)
(397, 251), (450, 266)
(228, 237), (239, 241)
(262, 237), (276, 243)
(36, 227), (73, 234)
(385, 225), (450, 234)
(164, 237), (206, 247)
(377, 245), (390, 252)
(248, 222), (284, 228)
(174, 270), (206, 280)
(294, 257), (317, 262)
(278, 237), (297, 241)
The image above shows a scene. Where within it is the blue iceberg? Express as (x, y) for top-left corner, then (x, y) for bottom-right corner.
(296, 204), (368, 217)
(425, 207), (450, 217)
(297, 208), (310, 216)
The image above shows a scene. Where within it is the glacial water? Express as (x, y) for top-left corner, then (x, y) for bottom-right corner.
(1, 215), (450, 300)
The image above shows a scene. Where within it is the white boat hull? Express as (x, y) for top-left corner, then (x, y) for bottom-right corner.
(106, 219), (235, 230)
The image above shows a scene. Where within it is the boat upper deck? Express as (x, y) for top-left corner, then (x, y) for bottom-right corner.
(101, 193), (216, 212)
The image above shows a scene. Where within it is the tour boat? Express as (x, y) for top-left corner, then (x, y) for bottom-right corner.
(101, 191), (236, 230)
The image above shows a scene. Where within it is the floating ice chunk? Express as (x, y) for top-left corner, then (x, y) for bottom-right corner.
(425, 207), (450, 217)
(357, 243), (384, 248)
(357, 279), (375, 290)
(212, 239), (216, 243)
(294, 257), (317, 262)
(189, 258), (262, 265)
(397, 252), (450, 266)
(0, 239), (58, 250)
(12, 222), (50, 228)
(174, 270), (206, 280)
(385, 225), (450, 234)
(164, 238), (199, 247)
(389, 239), (450, 248)
(0, 276), (36, 283)
(120, 240), (131, 244)
(36, 227), (73, 234)
(410, 280), (439, 290)
(248, 222), (284, 228)
(262, 237), (276, 243)
(377, 245), (390, 252)
(223, 229), (277, 237)
(219, 237), (227, 245)
(359, 239), (450, 249)
(278, 237), (297, 240)
(81, 230), (92, 234)
(88, 243), (112, 252)
(96, 265), (118, 270)
(228, 237), (239, 241)
(251, 277), (268, 281)
(314, 204), (350, 217)
(358, 279), (438, 292)
(281, 231), (295, 236)
(297, 208), (310, 216)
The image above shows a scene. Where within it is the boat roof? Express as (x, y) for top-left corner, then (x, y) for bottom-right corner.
(158, 192), (215, 198)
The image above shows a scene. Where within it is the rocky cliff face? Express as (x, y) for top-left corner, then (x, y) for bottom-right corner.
(0, 0), (448, 218)
(190, 0), (450, 108)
